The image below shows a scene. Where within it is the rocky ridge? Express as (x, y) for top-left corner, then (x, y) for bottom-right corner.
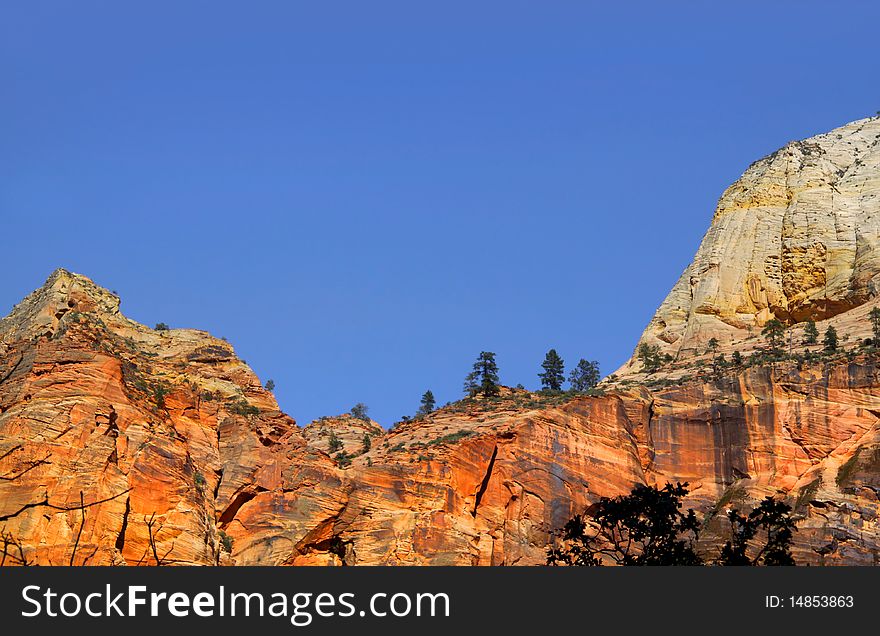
(3, 115), (880, 566)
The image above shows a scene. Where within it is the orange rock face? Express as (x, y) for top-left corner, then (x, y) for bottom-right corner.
(1, 270), (879, 565)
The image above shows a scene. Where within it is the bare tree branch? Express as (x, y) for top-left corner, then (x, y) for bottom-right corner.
(0, 487), (131, 522)
(69, 491), (86, 566)
(0, 455), (52, 481)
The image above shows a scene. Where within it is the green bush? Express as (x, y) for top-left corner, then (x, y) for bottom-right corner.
(219, 531), (234, 553)
(427, 430), (475, 446)
(229, 398), (259, 416)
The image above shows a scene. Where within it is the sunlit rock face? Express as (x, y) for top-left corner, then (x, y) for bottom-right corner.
(619, 116), (880, 370)
(2, 269), (878, 566)
(0, 269), (344, 566)
(2, 117), (880, 566)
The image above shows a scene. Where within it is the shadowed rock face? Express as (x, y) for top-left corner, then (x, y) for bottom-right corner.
(2, 117), (880, 566)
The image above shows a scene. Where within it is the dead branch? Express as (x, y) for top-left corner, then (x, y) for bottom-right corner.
(69, 491), (86, 566)
(0, 487), (132, 522)
(0, 444), (23, 462)
(0, 528), (31, 566)
(0, 455), (52, 481)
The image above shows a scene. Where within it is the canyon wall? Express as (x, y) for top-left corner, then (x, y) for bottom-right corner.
(3, 116), (880, 566)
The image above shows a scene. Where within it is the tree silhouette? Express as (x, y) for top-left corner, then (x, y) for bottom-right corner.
(539, 349), (565, 391)
(547, 482), (702, 566)
(463, 371), (479, 397)
(548, 483), (797, 566)
(717, 497), (796, 566)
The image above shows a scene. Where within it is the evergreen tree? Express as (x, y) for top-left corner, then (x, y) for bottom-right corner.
(362, 433), (371, 453)
(463, 371), (479, 397)
(803, 320), (819, 345)
(569, 359), (600, 391)
(466, 352), (500, 397)
(637, 343), (664, 373)
(707, 338), (719, 354)
(350, 403), (369, 421)
(731, 350), (743, 366)
(823, 326), (838, 352)
(870, 307), (880, 344)
(761, 319), (785, 355)
(539, 349), (565, 391)
(418, 390), (436, 415)
(265, 379), (275, 391)
(328, 431), (342, 453)
(712, 353), (727, 376)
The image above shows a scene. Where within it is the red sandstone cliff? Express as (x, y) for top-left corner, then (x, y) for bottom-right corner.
(1, 269), (878, 565)
(3, 117), (880, 566)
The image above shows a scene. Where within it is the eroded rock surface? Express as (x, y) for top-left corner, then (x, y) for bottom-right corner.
(3, 116), (880, 566)
(619, 115), (880, 369)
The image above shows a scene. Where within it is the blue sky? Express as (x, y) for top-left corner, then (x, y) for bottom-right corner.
(2, 2), (879, 426)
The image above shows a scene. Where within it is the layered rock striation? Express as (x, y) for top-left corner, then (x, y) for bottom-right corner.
(618, 115), (880, 370)
(3, 115), (880, 566)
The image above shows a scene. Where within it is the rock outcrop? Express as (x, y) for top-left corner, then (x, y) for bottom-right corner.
(0, 270), (345, 566)
(3, 115), (880, 566)
(618, 115), (880, 370)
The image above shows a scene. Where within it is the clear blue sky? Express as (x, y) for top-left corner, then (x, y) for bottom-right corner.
(2, 2), (878, 426)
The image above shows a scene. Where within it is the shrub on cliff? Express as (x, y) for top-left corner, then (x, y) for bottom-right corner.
(539, 349), (565, 391)
(328, 432), (343, 453)
(219, 531), (234, 553)
(153, 384), (169, 410)
(637, 343), (665, 373)
(229, 397), (259, 416)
